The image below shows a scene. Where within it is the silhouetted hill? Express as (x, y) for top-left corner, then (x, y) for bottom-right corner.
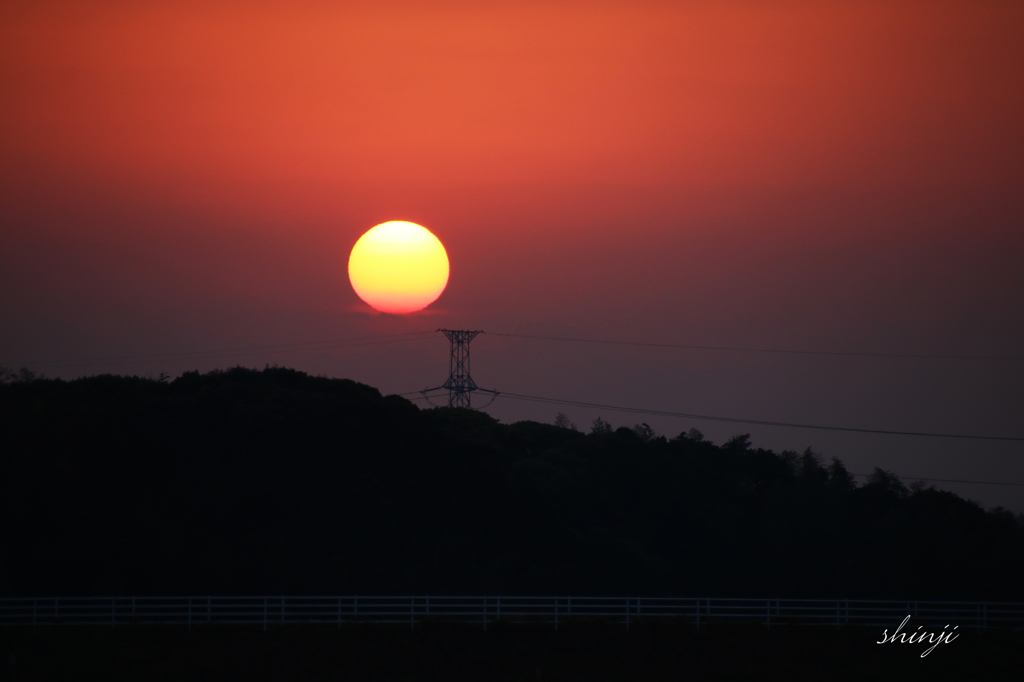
(2, 367), (1022, 599)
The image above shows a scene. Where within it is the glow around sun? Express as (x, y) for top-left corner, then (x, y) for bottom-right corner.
(348, 221), (450, 314)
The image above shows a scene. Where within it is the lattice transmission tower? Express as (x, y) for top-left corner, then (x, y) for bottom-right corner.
(421, 329), (498, 408)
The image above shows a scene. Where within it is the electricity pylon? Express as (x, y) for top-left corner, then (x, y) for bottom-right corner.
(421, 329), (499, 408)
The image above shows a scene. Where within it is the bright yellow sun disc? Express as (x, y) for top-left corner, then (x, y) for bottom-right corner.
(348, 221), (450, 314)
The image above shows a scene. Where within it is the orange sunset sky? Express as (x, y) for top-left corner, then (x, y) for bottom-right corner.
(2, 1), (1023, 508)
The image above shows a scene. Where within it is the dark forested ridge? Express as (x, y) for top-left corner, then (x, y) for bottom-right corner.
(2, 367), (1022, 600)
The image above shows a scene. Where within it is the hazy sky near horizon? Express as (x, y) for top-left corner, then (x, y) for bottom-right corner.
(2, 1), (1023, 508)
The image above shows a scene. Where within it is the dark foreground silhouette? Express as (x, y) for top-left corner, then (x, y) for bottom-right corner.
(2, 622), (1022, 682)
(1, 367), (1022, 599)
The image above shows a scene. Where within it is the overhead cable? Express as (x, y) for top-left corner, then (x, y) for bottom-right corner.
(487, 332), (1023, 362)
(401, 390), (1024, 442)
(496, 391), (1024, 441)
(401, 394), (1024, 486)
(10, 330), (437, 369)
(850, 474), (1024, 488)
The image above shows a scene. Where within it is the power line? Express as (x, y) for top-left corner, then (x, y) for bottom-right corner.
(487, 332), (1024, 362)
(851, 474), (1024, 488)
(400, 394), (1024, 486)
(9, 331), (437, 370)
(497, 391), (1024, 441)
(428, 390), (1023, 442)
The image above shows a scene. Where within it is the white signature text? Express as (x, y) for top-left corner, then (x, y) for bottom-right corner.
(876, 615), (959, 657)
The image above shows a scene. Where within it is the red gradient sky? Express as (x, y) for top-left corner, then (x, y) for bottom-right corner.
(2, 1), (1023, 508)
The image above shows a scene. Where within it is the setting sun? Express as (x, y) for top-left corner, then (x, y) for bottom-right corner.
(348, 221), (450, 314)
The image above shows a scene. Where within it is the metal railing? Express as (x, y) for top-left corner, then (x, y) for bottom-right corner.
(1, 596), (1021, 631)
